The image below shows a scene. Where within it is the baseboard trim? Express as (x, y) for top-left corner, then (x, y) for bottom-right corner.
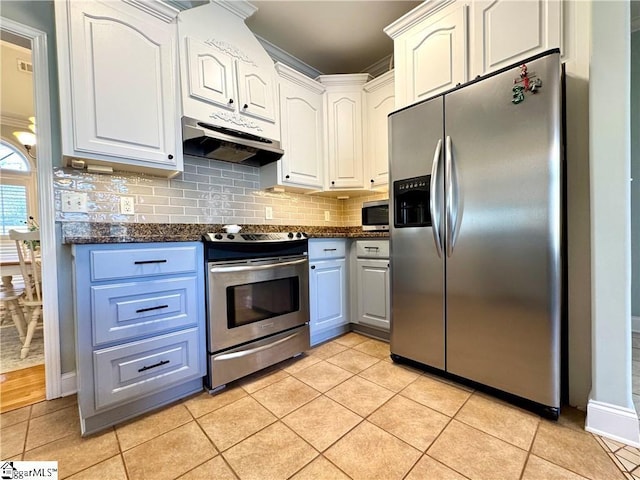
(60, 372), (77, 397)
(632, 316), (640, 333)
(586, 399), (640, 447)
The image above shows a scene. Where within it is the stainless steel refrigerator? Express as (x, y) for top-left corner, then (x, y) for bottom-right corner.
(389, 49), (562, 417)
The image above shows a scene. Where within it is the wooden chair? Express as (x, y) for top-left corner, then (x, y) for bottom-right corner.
(9, 229), (42, 359)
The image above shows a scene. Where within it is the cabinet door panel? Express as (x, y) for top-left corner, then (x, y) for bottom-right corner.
(309, 259), (347, 333)
(405, 5), (467, 103)
(237, 62), (277, 122)
(186, 37), (235, 109)
(357, 259), (390, 331)
(365, 73), (395, 187)
(68, 2), (176, 164)
(327, 93), (364, 188)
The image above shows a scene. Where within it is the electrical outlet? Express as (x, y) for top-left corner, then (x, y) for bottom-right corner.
(61, 192), (87, 213)
(324, 211), (330, 221)
(120, 196), (135, 215)
(265, 206), (273, 220)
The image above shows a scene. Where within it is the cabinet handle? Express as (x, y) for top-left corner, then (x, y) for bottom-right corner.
(387, 263), (390, 268)
(138, 359), (170, 373)
(331, 181), (335, 185)
(134, 259), (167, 265)
(370, 179), (374, 183)
(228, 98), (234, 104)
(365, 246), (379, 250)
(243, 103), (248, 109)
(310, 265), (316, 269)
(136, 304), (169, 314)
(323, 248), (337, 251)
(285, 175), (290, 179)
(168, 154), (174, 160)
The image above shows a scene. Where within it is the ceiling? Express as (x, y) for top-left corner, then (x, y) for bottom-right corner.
(245, 1), (422, 75)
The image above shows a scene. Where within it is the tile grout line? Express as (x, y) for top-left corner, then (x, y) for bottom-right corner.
(516, 418), (541, 480)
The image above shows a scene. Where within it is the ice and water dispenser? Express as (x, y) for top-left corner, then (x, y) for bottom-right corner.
(393, 175), (432, 227)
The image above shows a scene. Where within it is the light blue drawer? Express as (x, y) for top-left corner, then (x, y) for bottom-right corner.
(309, 239), (346, 259)
(90, 246), (198, 281)
(91, 276), (198, 346)
(93, 328), (201, 410)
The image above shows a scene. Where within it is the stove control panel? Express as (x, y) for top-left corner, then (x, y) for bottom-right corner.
(203, 232), (308, 242)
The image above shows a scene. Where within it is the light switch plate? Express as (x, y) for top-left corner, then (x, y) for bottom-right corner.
(324, 211), (330, 221)
(265, 206), (273, 220)
(61, 192), (87, 213)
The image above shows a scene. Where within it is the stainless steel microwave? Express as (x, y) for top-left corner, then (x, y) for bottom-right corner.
(362, 200), (389, 231)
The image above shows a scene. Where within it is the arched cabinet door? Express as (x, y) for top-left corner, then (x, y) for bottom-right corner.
(186, 37), (236, 111)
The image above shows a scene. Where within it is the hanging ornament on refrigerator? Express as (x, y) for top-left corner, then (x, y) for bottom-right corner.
(512, 64), (543, 104)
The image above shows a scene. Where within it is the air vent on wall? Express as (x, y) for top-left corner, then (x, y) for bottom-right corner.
(17, 59), (33, 73)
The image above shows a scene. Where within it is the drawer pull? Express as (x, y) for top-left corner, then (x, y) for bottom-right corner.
(134, 259), (168, 265)
(365, 246), (380, 250)
(323, 248), (337, 251)
(135, 304), (169, 314)
(138, 359), (170, 373)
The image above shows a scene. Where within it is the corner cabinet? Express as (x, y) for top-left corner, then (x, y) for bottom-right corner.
(72, 242), (206, 435)
(318, 74), (372, 190)
(308, 239), (349, 345)
(261, 63), (325, 191)
(55, 0), (182, 175)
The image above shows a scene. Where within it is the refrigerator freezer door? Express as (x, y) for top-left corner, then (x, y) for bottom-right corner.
(389, 97), (446, 370)
(444, 53), (561, 407)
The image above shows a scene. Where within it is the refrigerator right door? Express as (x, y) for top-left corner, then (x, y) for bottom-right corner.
(444, 52), (561, 408)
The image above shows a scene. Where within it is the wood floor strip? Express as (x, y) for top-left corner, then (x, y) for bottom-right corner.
(0, 364), (46, 413)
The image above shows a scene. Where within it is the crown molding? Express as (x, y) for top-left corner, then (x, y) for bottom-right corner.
(1, 114), (31, 129)
(362, 54), (393, 78)
(122, 0), (181, 22)
(212, 0), (257, 20)
(275, 62), (326, 93)
(632, 16), (640, 33)
(256, 34), (323, 79)
(384, 0), (456, 39)
(363, 69), (394, 93)
(316, 73), (372, 88)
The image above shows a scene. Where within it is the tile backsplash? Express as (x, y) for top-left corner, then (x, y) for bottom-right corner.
(53, 157), (388, 227)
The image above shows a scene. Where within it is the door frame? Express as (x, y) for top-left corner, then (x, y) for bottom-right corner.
(1, 17), (61, 399)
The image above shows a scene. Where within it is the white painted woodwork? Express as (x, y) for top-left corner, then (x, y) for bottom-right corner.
(186, 37), (235, 110)
(236, 62), (277, 122)
(262, 63), (324, 190)
(56, 0), (181, 173)
(310, 258), (348, 334)
(364, 71), (395, 189)
(471, 0), (562, 77)
(356, 258), (391, 331)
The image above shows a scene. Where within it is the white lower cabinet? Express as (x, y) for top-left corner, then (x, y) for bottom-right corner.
(308, 239), (348, 345)
(354, 240), (391, 332)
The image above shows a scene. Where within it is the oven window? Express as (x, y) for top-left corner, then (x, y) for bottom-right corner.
(226, 277), (300, 328)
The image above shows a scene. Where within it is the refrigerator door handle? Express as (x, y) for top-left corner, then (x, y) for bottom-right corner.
(430, 138), (443, 258)
(445, 135), (460, 257)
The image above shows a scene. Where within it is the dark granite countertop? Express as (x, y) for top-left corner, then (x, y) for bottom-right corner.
(60, 222), (389, 244)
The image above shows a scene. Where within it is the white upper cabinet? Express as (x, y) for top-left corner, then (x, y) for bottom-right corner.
(261, 63), (325, 191)
(55, 0), (182, 175)
(470, 0), (562, 77)
(318, 74), (371, 190)
(363, 71), (395, 189)
(178, 2), (279, 141)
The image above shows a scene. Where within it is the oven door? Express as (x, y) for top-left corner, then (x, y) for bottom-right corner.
(207, 255), (309, 352)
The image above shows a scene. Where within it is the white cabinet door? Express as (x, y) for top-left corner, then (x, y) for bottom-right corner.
(63, 1), (179, 169)
(364, 71), (395, 189)
(309, 259), (347, 342)
(401, 3), (468, 106)
(236, 62), (277, 123)
(357, 258), (390, 331)
(186, 37), (235, 110)
(471, 0), (562, 77)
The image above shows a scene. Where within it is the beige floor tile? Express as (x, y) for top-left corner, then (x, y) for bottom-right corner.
(178, 456), (237, 480)
(281, 353), (323, 374)
(618, 447), (640, 466)
(31, 395), (77, 418)
(223, 422), (317, 480)
(116, 403), (193, 451)
(123, 422), (216, 480)
(182, 387), (247, 418)
(454, 393), (539, 450)
(252, 376), (320, 418)
(197, 396), (277, 451)
(557, 406), (587, 432)
(368, 395), (450, 452)
(531, 421), (625, 480)
(25, 405), (81, 451)
(428, 420), (528, 480)
(326, 376), (395, 417)
(290, 456), (351, 480)
(602, 437), (627, 453)
(293, 360), (353, 392)
(1, 405), (30, 428)
(282, 396), (362, 451)
(333, 332), (369, 347)
(66, 455), (127, 480)
(400, 375), (471, 417)
(405, 455), (467, 480)
(325, 421), (421, 480)
(521, 455), (589, 480)
(238, 366), (290, 394)
(308, 341), (348, 359)
(326, 349), (380, 374)
(0, 420), (27, 459)
(353, 339), (391, 359)
(23, 429), (119, 479)
(359, 361), (420, 392)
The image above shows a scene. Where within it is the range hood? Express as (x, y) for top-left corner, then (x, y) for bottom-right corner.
(182, 116), (284, 166)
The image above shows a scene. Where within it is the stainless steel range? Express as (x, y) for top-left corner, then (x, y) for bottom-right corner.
(203, 232), (310, 392)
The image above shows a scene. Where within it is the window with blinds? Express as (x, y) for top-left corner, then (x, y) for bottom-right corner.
(0, 140), (33, 236)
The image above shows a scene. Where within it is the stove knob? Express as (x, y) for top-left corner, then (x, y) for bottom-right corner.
(296, 232), (302, 238)
(227, 234), (235, 240)
(214, 233), (223, 240)
(301, 232), (308, 238)
(288, 232), (294, 239)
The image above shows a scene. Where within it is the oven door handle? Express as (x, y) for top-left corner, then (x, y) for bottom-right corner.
(213, 330), (305, 361)
(209, 257), (307, 273)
